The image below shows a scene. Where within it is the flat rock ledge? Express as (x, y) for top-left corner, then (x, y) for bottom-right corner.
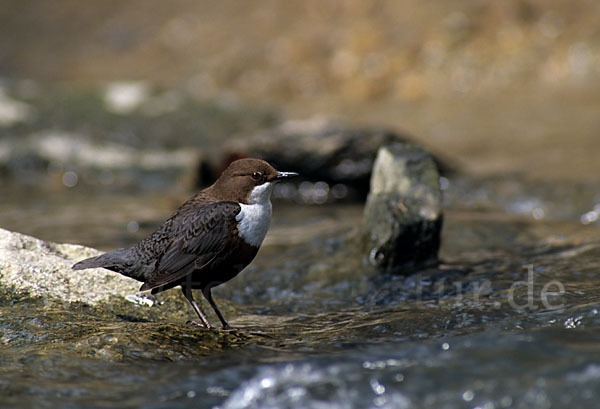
(0, 228), (139, 304)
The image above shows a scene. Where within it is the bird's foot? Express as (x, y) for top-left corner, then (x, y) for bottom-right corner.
(187, 320), (212, 330)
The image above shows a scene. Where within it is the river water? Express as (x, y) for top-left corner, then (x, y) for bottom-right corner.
(0, 80), (599, 409)
(2, 170), (600, 408)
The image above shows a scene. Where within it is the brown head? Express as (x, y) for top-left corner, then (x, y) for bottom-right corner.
(208, 158), (298, 204)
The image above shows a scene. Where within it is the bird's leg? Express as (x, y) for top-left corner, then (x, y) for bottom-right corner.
(180, 285), (212, 329)
(202, 287), (233, 330)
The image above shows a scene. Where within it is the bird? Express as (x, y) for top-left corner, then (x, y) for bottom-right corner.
(72, 158), (298, 330)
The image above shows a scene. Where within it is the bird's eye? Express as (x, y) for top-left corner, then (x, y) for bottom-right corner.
(251, 172), (262, 181)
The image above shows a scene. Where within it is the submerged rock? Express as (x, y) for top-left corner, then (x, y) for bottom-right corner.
(223, 118), (453, 201)
(0, 228), (140, 304)
(363, 143), (443, 273)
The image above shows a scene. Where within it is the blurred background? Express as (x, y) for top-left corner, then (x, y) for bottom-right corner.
(4, 3), (600, 407)
(1, 0), (599, 246)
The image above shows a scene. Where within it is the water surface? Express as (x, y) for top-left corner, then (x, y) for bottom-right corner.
(2, 175), (600, 408)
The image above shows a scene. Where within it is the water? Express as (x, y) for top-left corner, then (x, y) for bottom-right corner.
(2, 175), (600, 408)
(8, 328), (600, 409)
(1, 84), (600, 408)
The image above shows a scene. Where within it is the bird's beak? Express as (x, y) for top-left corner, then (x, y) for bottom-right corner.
(275, 171), (299, 181)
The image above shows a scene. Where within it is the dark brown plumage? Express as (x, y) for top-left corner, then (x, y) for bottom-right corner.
(72, 158), (298, 330)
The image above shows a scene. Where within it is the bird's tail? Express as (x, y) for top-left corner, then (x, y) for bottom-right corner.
(72, 248), (131, 271)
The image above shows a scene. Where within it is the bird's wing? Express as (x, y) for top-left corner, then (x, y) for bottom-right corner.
(140, 201), (241, 291)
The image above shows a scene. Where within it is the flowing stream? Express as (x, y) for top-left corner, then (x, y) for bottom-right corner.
(2, 173), (600, 408)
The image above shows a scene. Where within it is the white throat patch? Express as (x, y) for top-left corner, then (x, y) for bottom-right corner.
(235, 182), (274, 247)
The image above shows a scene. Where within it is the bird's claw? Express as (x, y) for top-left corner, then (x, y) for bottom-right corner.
(187, 320), (212, 330)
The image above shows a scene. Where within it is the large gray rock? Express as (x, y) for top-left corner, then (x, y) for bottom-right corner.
(363, 143), (443, 273)
(0, 228), (141, 304)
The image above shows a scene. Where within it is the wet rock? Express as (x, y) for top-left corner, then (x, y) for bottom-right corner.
(0, 228), (257, 360)
(62, 321), (253, 361)
(363, 143), (443, 273)
(0, 228), (140, 304)
(223, 118), (453, 201)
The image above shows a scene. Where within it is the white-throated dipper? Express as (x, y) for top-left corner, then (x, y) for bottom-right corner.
(72, 158), (298, 330)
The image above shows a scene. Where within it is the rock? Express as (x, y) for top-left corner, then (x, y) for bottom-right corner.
(363, 143), (443, 273)
(0, 87), (33, 126)
(0, 228), (140, 304)
(0, 228), (257, 361)
(222, 118), (453, 202)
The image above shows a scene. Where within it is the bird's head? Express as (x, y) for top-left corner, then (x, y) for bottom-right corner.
(212, 158), (298, 204)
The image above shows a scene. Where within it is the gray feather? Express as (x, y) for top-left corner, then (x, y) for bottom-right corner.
(72, 248), (149, 281)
